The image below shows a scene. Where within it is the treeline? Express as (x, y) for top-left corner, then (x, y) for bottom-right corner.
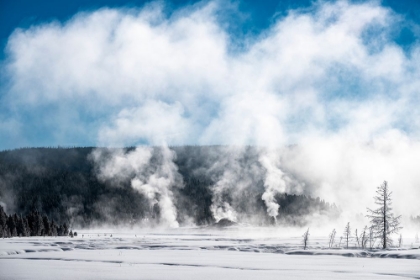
(0, 205), (69, 238)
(411, 215), (420, 226)
(0, 147), (341, 227)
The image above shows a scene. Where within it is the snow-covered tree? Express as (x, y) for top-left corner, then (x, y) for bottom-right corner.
(354, 229), (360, 248)
(343, 222), (351, 249)
(366, 181), (402, 249)
(360, 226), (368, 249)
(328, 229), (336, 248)
(368, 226), (375, 249)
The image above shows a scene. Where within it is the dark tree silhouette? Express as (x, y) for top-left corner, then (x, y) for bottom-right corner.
(302, 228), (310, 250)
(7, 215), (17, 237)
(43, 215), (51, 236)
(0, 206), (8, 237)
(16, 214), (29, 237)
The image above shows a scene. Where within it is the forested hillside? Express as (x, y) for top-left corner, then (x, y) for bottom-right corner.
(0, 147), (340, 228)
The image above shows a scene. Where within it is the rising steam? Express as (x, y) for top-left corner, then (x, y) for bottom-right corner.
(259, 149), (303, 220)
(92, 145), (183, 227)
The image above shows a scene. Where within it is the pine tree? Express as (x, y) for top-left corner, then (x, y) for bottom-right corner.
(34, 211), (44, 236)
(42, 215), (51, 236)
(27, 212), (35, 236)
(23, 217), (30, 236)
(62, 222), (69, 236)
(7, 215), (17, 237)
(366, 181), (402, 249)
(0, 206), (7, 238)
(50, 220), (58, 236)
(16, 214), (28, 237)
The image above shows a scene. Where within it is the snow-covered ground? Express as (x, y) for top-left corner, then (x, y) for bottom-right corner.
(1, 227), (419, 279)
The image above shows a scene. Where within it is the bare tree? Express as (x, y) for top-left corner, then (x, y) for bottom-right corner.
(360, 226), (368, 249)
(366, 181), (402, 249)
(343, 222), (351, 249)
(354, 229), (360, 248)
(328, 229), (336, 248)
(398, 234), (403, 248)
(302, 228), (310, 250)
(368, 225), (376, 249)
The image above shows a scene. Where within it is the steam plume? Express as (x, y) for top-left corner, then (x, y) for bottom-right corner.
(92, 145), (183, 227)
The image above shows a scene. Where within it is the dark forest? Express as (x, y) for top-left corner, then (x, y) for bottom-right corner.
(0, 147), (341, 230)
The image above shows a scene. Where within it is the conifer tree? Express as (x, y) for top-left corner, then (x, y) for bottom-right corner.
(366, 181), (402, 249)
(7, 215), (17, 237)
(16, 214), (28, 237)
(57, 224), (63, 236)
(34, 211), (44, 236)
(51, 220), (58, 236)
(42, 215), (51, 236)
(62, 222), (69, 236)
(23, 217), (30, 236)
(0, 206), (7, 238)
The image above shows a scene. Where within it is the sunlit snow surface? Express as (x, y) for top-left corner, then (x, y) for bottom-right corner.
(1, 227), (419, 279)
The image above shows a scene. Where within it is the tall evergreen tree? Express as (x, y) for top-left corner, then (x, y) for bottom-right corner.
(57, 224), (63, 236)
(16, 214), (26, 237)
(366, 181), (402, 249)
(62, 222), (69, 236)
(42, 215), (51, 236)
(50, 220), (58, 236)
(0, 206), (7, 238)
(7, 215), (17, 237)
(23, 217), (30, 236)
(33, 210), (44, 236)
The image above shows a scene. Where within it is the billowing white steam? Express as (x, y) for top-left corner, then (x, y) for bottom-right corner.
(92, 145), (182, 227)
(205, 147), (265, 222)
(259, 149), (303, 219)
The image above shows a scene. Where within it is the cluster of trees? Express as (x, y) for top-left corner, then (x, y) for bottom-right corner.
(340, 182), (402, 249)
(411, 215), (420, 225)
(0, 147), (340, 227)
(304, 181), (404, 250)
(0, 205), (69, 238)
(327, 223), (384, 250)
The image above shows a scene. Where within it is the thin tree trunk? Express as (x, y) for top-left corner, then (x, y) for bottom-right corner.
(383, 187), (387, 249)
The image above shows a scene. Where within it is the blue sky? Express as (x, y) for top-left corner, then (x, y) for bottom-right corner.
(1, 0), (420, 149)
(1, 0), (419, 56)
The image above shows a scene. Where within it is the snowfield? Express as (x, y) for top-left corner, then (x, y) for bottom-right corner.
(0, 227), (419, 279)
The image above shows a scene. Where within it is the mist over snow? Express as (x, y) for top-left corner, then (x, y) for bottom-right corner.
(1, 0), (420, 224)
